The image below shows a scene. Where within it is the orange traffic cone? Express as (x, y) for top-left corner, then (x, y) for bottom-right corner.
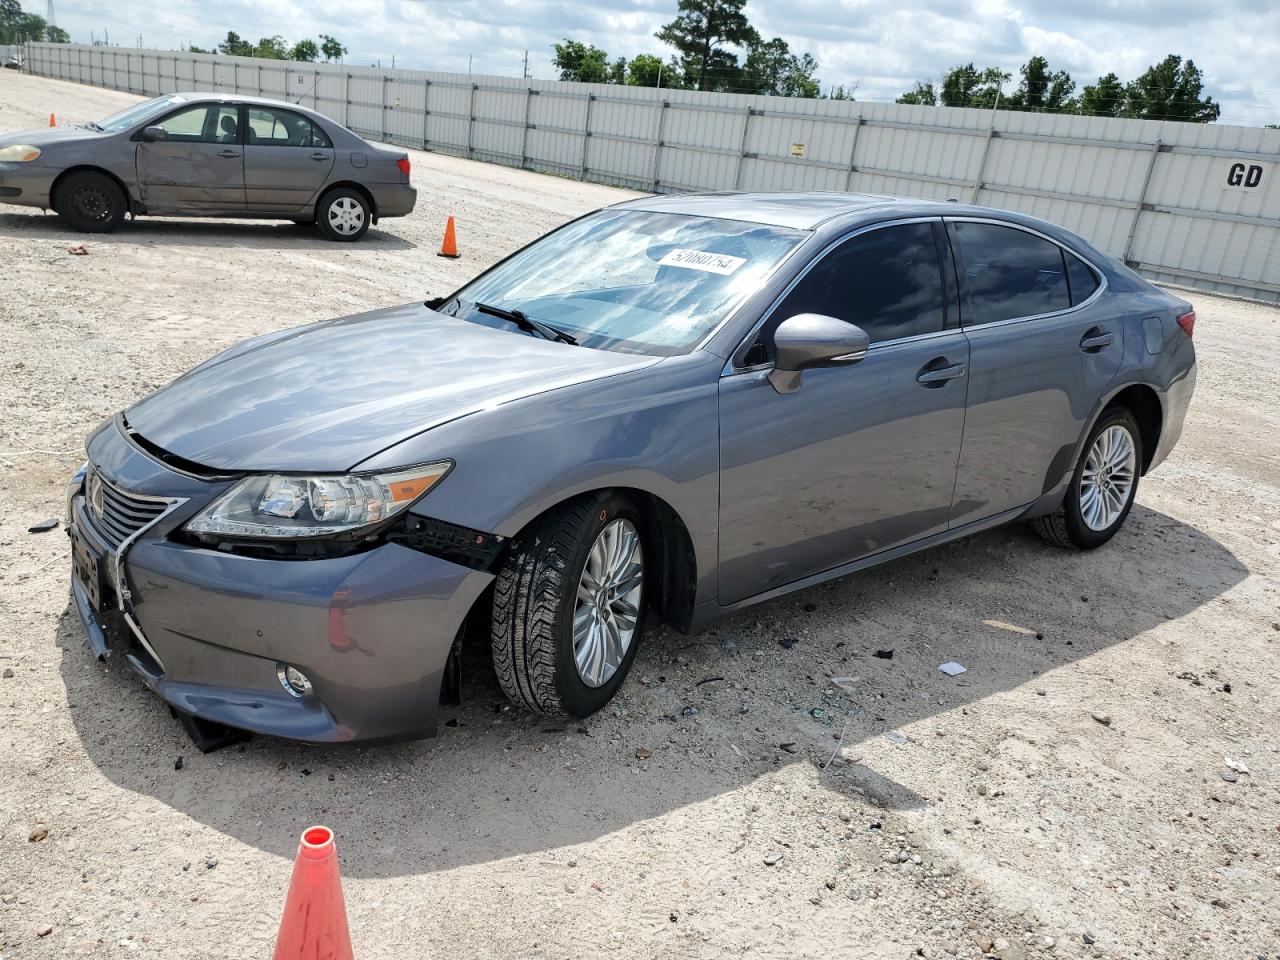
(272, 826), (354, 960)
(48, 113), (56, 127)
(437, 214), (459, 259)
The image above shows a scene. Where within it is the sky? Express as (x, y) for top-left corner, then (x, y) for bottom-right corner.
(42, 0), (1280, 125)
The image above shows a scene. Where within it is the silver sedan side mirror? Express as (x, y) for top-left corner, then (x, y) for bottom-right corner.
(768, 313), (870, 394)
(138, 125), (168, 142)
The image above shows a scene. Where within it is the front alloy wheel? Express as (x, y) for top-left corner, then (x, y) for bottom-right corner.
(491, 493), (648, 717)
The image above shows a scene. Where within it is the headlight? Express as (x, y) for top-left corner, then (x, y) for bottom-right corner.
(185, 462), (452, 539)
(0, 144), (41, 162)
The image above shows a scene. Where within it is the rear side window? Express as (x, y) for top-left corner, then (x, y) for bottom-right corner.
(951, 222), (1070, 325)
(247, 106), (331, 148)
(773, 222), (946, 344)
(1065, 254), (1100, 305)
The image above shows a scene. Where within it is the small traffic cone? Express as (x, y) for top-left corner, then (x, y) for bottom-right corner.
(272, 826), (354, 960)
(437, 215), (459, 259)
(49, 113), (56, 127)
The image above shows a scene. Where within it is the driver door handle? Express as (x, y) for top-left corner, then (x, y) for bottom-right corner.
(917, 361), (966, 386)
(1080, 328), (1113, 352)
(217, 149), (241, 158)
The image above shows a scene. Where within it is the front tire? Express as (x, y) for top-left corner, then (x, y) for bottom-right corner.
(316, 187), (370, 242)
(1032, 406), (1142, 549)
(55, 171), (127, 233)
(491, 493), (647, 718)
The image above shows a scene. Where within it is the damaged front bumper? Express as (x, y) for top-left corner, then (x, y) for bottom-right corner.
(67, 419), (494, 744)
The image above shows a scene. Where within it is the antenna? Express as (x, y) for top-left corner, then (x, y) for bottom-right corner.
(294, 75), (320, 105)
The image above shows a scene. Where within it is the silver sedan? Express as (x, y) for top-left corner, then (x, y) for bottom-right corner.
(0, 92), (416, 241)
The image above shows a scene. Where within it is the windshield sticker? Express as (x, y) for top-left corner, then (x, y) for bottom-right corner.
(658, 248), (747, 275)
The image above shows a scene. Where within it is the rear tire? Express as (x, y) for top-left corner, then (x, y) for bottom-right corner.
(316, 187), (370, 242)
(491, 493), (647, 718)
(1032, 406), (1142, 550)
(55, 171), (127, 233)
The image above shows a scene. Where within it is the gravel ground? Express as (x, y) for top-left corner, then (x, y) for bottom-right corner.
(1, 73), (1278, 960)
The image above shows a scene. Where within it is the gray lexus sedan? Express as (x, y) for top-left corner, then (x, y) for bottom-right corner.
(0, 92), (415, 240)
(67, 192), (1196, 746)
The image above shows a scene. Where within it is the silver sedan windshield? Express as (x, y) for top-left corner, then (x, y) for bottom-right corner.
(94, 95), (186, 133)
(447, 210), (806, 356)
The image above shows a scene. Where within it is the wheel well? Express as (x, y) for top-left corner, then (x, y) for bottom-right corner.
(1107, 384), (1162, 474)
(50, 166), (134, 212)
(316, 181), (377, 219)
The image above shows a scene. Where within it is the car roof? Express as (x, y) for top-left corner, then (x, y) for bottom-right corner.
(170, 91), (324, 112)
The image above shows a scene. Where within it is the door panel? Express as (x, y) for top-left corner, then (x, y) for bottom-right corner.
(718, 334), (970, 604)
(134, 103), (245, 212)
(243, 105), (335, 212)
(947, 220), (1122, 526)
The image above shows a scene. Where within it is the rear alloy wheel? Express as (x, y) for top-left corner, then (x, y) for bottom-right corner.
(316, 187), (370, 242)
(491, 493), (647, 717)
(1032, 406), (1142, 549)
(56, 171), (127, 233)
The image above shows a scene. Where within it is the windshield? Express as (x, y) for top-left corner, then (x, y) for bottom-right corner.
(444, 210), (806, 356)
(93, 95), (186, 134)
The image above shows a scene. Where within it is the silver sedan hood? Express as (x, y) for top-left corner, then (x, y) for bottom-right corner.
(126, 303), (659, 472)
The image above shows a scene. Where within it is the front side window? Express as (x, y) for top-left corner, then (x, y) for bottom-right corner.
(771, 222), (946, 345)
(951, 221), (1071, 325)
(152, 104), (239, 144)
(246, 107), (329, 147)
(444, 210), (806, 356)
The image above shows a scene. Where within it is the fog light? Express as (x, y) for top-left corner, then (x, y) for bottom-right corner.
(276, 663), (313, 698)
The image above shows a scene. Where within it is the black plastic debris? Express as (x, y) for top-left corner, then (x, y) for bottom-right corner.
(873, 649), (894, 660)
(28, 518), (59, 533)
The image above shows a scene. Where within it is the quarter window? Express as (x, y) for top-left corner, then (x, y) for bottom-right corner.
(1065, 253), (1100, 305)
(772, 222), (946, 345)
(952, 222), (1071, 325)
(246, 106), (331, 148)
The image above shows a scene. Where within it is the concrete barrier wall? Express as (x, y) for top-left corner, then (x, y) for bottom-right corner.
(24, 41), (1280, 303)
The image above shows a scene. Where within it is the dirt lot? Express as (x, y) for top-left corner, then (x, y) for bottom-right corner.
(1, 72), (1278, 960)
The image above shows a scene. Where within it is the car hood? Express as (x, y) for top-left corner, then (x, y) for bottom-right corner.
(126, 303), (661, 473)
(0, 127), (104, 149)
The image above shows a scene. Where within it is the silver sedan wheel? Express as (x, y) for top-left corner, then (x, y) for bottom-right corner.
(573, 518), (643, 688)
(327, 196), (366, 236)
(1079, 424), (1136, 531)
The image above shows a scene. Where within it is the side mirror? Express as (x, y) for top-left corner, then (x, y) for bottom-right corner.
(139, 125), (168, 142)
(768, 313), (870, 394)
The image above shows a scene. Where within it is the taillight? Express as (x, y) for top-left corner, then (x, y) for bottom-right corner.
(396, 157), (411, 177)
(1176, 310), (1195, 338)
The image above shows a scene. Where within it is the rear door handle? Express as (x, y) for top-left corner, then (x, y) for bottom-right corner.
(917, 361), (966, 386)
(1080, 329), (1113, 352)
(217, 149), (241, 158)
(309, 152), (329, 161)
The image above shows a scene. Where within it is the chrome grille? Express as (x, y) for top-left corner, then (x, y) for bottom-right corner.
(84, 469), (168, 551)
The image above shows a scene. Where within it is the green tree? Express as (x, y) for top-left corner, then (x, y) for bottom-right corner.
(319, 34), (346, 62)
(0, 0), (20, 43)
(188, 44), (212, 54)
(896, 81), (937, 106)
(1006, 55), (1075, 112)
(254, 35), (288, 59)
(218, 31), (252, 56)
(940, 63), (1010, 108)
(608, 56), (627, 84)
(1078, 72), (1126, 117)
(741, 37), (820, 97)
(289, 38), (319, 62)
(655, 0), (758, 92)
(45, 23), (68, 42)
(827, 83), (857, 101)
(1125, 54), (1219, 122)
(552, 39), (611, 83)
(626, 53), (665, 87)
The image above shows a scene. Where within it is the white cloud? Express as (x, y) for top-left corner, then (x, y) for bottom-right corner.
(48, 0), (1279, 124)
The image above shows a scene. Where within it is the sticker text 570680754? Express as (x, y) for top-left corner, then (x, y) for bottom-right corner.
(657, 248), (748, 275)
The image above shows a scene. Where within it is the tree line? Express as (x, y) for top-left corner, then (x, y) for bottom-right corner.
(189, 32), (347, 63)
(897, 55), (1220, 122)
(553, 0), (834, 99)
(0, 0), (69, 43)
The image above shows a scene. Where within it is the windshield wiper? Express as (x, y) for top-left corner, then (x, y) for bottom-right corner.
(471, 301), (577, 345)
(83, 121), (104, 132)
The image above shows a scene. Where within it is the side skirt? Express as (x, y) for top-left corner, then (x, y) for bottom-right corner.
(687, 503), (1031, 633)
